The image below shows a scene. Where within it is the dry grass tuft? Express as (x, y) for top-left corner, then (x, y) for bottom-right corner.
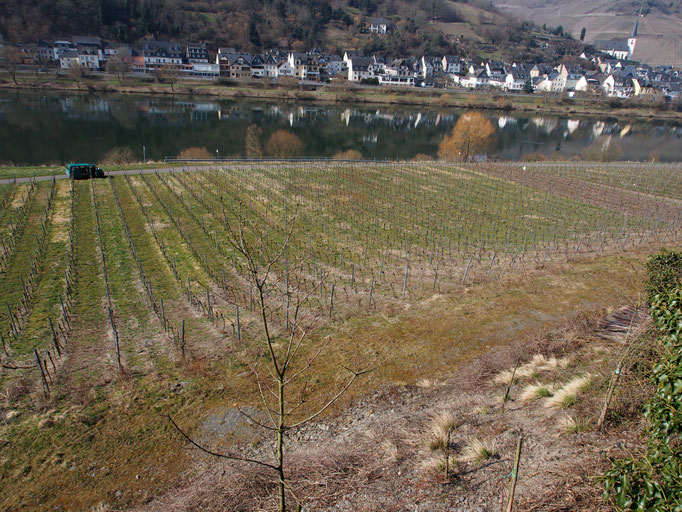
(519, 382), (553, 402)
(545, 375), (592, 409)
(418, 456), (446, 478)
(460, 438), (497, 463)
(493, 354), (571, 386)
(429, 411), (458, 438)
(381, 439), (400, 462)
(142, 445), (369, 511)
(558, 415), (590, 434)
(416, 378), (436, 389)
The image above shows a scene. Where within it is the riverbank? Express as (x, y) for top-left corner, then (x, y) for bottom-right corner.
(2, 73), (681, 122)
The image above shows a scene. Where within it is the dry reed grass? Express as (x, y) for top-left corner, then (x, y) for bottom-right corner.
(545, 375), (592, 409)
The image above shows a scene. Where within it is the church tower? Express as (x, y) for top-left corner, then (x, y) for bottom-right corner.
(628, 1), (643, 59)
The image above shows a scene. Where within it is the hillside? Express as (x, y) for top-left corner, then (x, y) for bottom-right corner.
(0, 0), (582, 61)
(498, 0), (682, 66)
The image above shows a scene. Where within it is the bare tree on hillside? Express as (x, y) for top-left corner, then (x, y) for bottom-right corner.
(169, 204), (379, 512)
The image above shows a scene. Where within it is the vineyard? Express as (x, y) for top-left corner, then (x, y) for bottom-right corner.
(0, 161), (681, 509)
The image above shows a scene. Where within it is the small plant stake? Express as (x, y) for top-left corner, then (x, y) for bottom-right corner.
(502, 357), (521, 410)
(505, 436), (523, 512)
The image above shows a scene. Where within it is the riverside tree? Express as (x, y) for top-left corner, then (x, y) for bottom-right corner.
(438, 111), (496, 162)
(0, 46), (22, 85)
(266, 130), (304, 158)
(245, 124), (264, 158)
(105, 54), (131, 83)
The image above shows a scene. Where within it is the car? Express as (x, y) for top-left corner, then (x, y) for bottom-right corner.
(38, 68), (49, 73)
(65, 163), (105, 179)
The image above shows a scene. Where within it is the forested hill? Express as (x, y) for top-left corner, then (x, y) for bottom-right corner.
(0, 0), (583, 61)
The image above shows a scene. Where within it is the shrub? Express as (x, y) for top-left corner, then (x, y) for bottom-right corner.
(602, 251), (682, 510)
(333, 149), (362, 160)
(265, 130), (304, 158)
(99, 146), (137, 165)
(645, 249), (682, 303)
(177, 146), (212, 159)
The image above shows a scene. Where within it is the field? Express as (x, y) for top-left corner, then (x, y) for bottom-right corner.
(0, 161), (681, 510)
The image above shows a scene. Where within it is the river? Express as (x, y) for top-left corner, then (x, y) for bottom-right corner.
(0, 91), (680, 164)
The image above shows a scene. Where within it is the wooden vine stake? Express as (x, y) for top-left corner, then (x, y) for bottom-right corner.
(502, 357), (520, 410)
(505, 436), (523, 512)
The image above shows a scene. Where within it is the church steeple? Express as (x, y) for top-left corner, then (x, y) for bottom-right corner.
(628, 1), (643, 59)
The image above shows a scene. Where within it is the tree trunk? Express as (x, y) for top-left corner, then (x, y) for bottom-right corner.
(278, 379), (286, 512)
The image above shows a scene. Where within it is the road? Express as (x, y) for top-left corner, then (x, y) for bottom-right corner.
(0, 165), (233, 185)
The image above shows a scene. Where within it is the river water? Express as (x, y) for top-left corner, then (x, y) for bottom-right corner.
(0, 91), (680, 165)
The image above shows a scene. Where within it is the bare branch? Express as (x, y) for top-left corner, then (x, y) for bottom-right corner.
(166, 415), (278, 471)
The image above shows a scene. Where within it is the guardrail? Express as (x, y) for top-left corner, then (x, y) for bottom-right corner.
(163, 157), (398, 164)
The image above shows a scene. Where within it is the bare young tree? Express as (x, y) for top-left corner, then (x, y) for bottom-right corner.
(0, 46), (22, 85)
(245, 123), (264, 158)
(169, 203), (378, 512)
(105, 54), (132, 83)
(67, 63), (86, 92)
(154, 64), (179, 93)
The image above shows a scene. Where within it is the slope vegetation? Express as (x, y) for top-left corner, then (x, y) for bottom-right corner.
(498, 0), (682, 66)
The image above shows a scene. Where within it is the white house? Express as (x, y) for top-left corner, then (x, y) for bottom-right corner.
(59, 49), (80, 69)
(442, 55), (461, 75)
(263, 54), (279, 78)
(370, 17), (388, 34)
(348, 57), (374, 81)
(505, 67), (529, 91)
(142, 40), (183, 71)
(78, 47), (101, 70)
(277, 60), (294, 77)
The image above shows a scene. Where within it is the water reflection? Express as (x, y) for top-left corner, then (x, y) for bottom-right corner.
(0, 91), (680, 164)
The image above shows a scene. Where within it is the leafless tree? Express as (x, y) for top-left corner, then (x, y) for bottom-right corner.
(0, 46), (22, 85)
(66, 63), (85, 92)
(105, 54), (132, 83)
(169, 203), (379, 512)
(154, 64), (179, 93)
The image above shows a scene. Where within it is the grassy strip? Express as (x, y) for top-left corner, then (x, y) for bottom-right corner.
(0, 183), (47, 334)
(7, 181), (70, 359)
(92, 179), (157, 369)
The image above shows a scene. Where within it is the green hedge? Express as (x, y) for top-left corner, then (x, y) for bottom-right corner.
(602, 250), (682, 511)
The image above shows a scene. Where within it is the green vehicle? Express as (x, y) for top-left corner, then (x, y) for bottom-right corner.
(65, 163), (105, 179)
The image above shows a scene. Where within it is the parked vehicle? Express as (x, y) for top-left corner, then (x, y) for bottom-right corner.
(65, 163), (105, 179)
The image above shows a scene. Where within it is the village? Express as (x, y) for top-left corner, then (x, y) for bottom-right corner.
(1, 15), (680, 102)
